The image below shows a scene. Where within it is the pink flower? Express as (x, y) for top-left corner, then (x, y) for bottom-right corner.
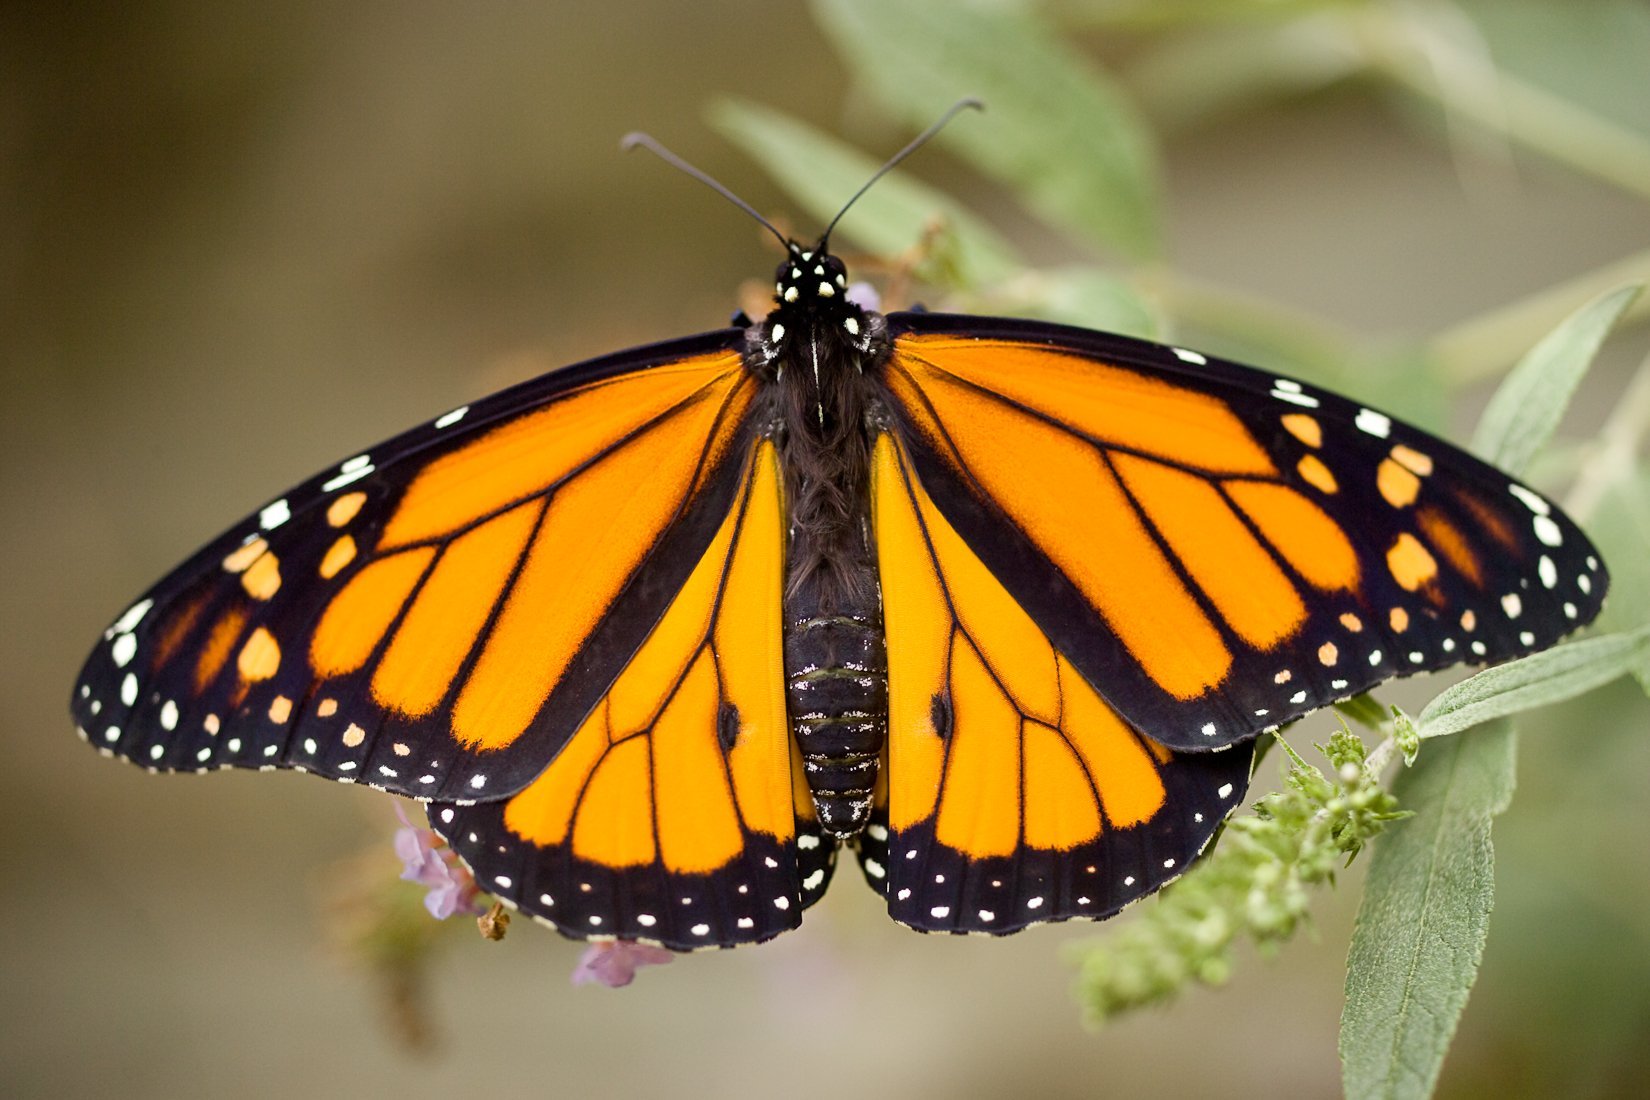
(393, 802), (485, 920)
(571, 941), (676, 988)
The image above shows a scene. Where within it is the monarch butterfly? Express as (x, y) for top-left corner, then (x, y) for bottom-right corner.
(72, 103), (1607, 953)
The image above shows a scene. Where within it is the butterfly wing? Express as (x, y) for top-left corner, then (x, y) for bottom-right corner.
(879, 313), (1608, 752)
(433, 443), (839, 949)
(71, 331), (764, 803)
(860, 435), (1253, 933)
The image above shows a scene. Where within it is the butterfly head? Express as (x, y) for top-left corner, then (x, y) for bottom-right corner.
(773, 243), (850, 311)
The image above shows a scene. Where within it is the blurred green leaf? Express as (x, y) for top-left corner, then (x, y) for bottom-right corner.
(967, 264), (1161, 338)
(1470, 284), (1640, 474)
(814, 0), (1162, 259)
(707, 98), (1023, 289)
(1455, 0), (1650, 140)
(1125, 13), (1364, 132)
(1590, 464), (1650, 671)
(1416, 627), (1650, 741)
(1340, 720), (1517, 1100)
(1059, 0), (1347, 28)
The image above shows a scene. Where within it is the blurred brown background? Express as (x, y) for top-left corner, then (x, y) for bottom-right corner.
(4, 4), (1647, 1098)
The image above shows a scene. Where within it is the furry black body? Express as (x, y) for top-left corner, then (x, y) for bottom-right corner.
(746, 245), (890, 837)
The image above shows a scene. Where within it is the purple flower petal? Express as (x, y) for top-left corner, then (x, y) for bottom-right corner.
(845, 282), (881, 311)
(390, 800), (485, 918)
(571, 941), (676, 988)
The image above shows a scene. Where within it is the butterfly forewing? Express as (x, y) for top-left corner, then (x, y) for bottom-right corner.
(433, 443), (840, 949)
(880, 314), (1608, 753)
(71, 331), (758, 803)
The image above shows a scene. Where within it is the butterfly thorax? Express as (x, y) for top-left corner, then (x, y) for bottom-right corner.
(747, 242), (891, 838)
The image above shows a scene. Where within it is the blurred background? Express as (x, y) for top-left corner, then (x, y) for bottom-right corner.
(4, 2), (1648, 1097)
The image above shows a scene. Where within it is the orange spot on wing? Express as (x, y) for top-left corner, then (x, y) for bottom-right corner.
(1022, 721), (1101, 850)
(1281, 413), (1322, 448)
(310, 549), (434, 677)
(379, 354), (744, 549)
(1390, 445), (1433, 477)
(1115, 454), (1305, 650)
(222, 538), (267, 573)
(1386, 533), (1438, 591)
(1340, 612), (1364, 633)
(1390, 606), (1410, 633)
(194, 606), (248, 693)
(370, 501), (541, 718)
(318, 536), (357, 579)
(1296, 454), (1338, 494)
(934, 639), (1021, 858)
(1416, 505), (1485, 586)
(327, 492), (367, 528)
(237, 627), (281, 682)
(1378, 458), (1420, 508)
(895, 337), (1276, 475)
(240, 553), (281, 600)
(451, 391), (744, 751)
(1226, 482), (1359, 592)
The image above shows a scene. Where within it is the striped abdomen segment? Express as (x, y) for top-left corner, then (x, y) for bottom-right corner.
(784, 578), (887, 838)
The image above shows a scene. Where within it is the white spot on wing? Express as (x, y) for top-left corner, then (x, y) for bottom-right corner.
(108, 599), (155, 637)
(434, 406), (469, 429)
(111, 633), (137, 668)
(1355, 408), (1392, 438)
(1508, 483), (1551, 515)
(1172, 347), (1207, 365)
(259, 499), (292, 530)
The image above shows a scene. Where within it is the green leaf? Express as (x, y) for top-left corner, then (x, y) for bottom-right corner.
(966, 264), (1162, 338)
(706, 98), (1023, 289)
(1416, 626), (1650, 740)
(1470, 284), (1640, 474)
(813, 0), (1162, 260)
(1340, 721), (1518, 1100)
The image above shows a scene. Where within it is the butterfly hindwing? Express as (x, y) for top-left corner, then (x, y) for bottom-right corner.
(865, 436), (1254, 934)
(71, 331), (762, 803)
(433, 443), (840, 949)
(880, 314), (1607, 752)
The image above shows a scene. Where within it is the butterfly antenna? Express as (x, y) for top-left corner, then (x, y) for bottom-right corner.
(621, 132), (790, 250)
(820, 97), (984, 248)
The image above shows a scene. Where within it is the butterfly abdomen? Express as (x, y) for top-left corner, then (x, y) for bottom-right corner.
(784, 569), (887, 838)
